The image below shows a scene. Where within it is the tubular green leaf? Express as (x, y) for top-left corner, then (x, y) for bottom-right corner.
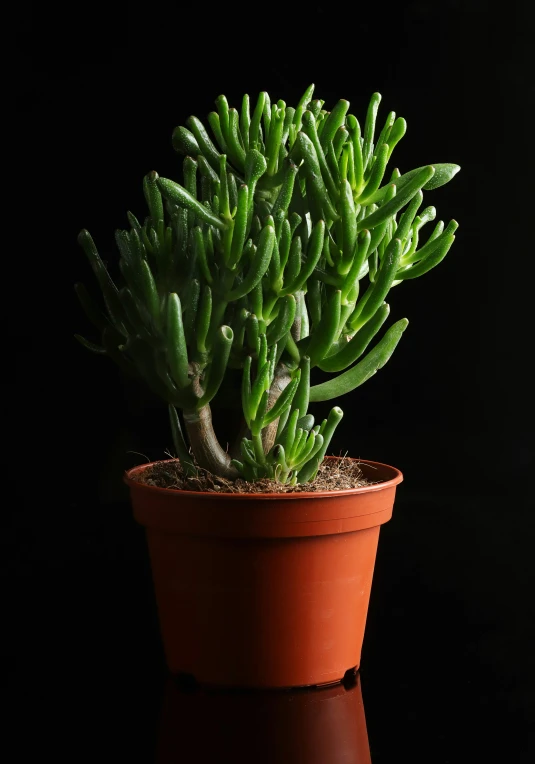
(396, 234), (456, 279)
(280, 220), (325, 295)
(271, 162), (299, 223)
(333, 126), (349, 159)
(358, 167), (435, 231)
(368, 162), (460, 205)
(157, 177), (226, 230)
(167, 293), (190, 388)
(306, 290), (342, 367)
(240, 94), (251, 151)
(262, 370), (301, 427)
(245, 313), (260, 356)
(339, 179), (357, 268)
(266, 294), (296, 345)
(242, 355), (253, 426)
(198, 326), (234, 407)
(386, 118), (407, 159)
(297, 406), (343, 481)
(207, 112), (227, 152)
(292, 356), (310, 419)
(347, 115), (364, 192)
(249, 92), (267, 150)
(374, 111), (395, 155)
(394, 190), (424, 242)
(197, 154), (221, 186)
(183, 158), (198, 228)
(358, 143), (389, 203)
(171, 126), (201, 157)
(196, 285), (212, 353)
(226, 224), (275, 301)
(319, 302), (391, 372)
(229, 184), (249, 268)
(320, 99), (350, 152)
(309, 319), (408, 402)
(302, 110), (337, 198)
(227, 108), (246, 170)
(292, 132), (339, 221)
(402, 219), (457, 266)
(143, 171), (164, 224)
(362, 92), (382, 170)
(193, 226), (213, 285)
(293, 83), (315, 137)
(186, 115), (221, 171)
(349, 238), (402, 331)
(278, 407), (300, 454)
(215, 95), (230, 144)
(266, 105), (285, 176)
(182, 278), (201, 344)
(78, 230), (127, 335)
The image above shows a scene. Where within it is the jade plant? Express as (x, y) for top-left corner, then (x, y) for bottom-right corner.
(75, 85), (460, 485)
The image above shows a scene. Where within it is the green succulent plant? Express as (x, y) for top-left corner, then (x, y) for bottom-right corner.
(75, 85), (460, 485)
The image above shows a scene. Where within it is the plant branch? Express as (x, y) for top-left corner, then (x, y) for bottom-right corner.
(261, 361), (292, 453)
(183, 405), (239, 478)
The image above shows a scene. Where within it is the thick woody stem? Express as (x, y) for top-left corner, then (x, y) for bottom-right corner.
(183, 405), (238, 479)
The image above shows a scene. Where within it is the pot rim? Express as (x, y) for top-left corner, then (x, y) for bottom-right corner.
(123, 455), (403, 501)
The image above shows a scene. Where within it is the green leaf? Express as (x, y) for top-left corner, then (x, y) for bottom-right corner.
(78, 229), (128, 336)
(157, 177), (226, 230)
(292, 132), (339, 221)
(280, 220), (325, 295)
(396, 234), (456, 280)
(166, 293), (190, 389)
(319, 303), (390, 372)
(320, 99), (350, 152)
(305, 290), (342, 367)
(309, 319), (408, 402)
(186, 115), (221, 171)
(226, 224), (275, 301)
(357, 166), (435, 231)
(266, 294), (296, 345)
(143, 171), (164, 224)
(171, 126), (201, 156)
(262, 370), (301, 427)
(349, 238), (402, 332)
(367, 163), (461, 204)
(362, 92), (382, 171)
(296, 406), (343, 481)
(198, 326), (234, 407)
(292, 83), (315, 137)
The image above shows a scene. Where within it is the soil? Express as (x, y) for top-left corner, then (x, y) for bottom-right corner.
(134, 455), (379, 494)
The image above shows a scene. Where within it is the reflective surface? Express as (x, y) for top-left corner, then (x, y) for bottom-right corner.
(157, 672), (370, 763)
(17, 495), (533, 762)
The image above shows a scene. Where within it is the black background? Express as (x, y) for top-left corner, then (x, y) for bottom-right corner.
(11, 1), (533, 761)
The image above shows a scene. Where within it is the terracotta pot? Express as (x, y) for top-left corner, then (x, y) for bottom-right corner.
(125, 456), (402, 689)
(155, 671), (371, 763)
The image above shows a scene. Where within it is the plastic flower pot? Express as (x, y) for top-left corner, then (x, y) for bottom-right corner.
(125, 456), (403, 689)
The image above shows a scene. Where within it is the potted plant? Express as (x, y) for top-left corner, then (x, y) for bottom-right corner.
(75, 85), (460, 688)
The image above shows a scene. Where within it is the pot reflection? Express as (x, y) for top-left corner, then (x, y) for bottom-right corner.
(155, 671), (371, 763)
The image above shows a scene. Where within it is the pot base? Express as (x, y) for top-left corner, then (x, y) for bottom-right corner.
(170, 665), (359, 692)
